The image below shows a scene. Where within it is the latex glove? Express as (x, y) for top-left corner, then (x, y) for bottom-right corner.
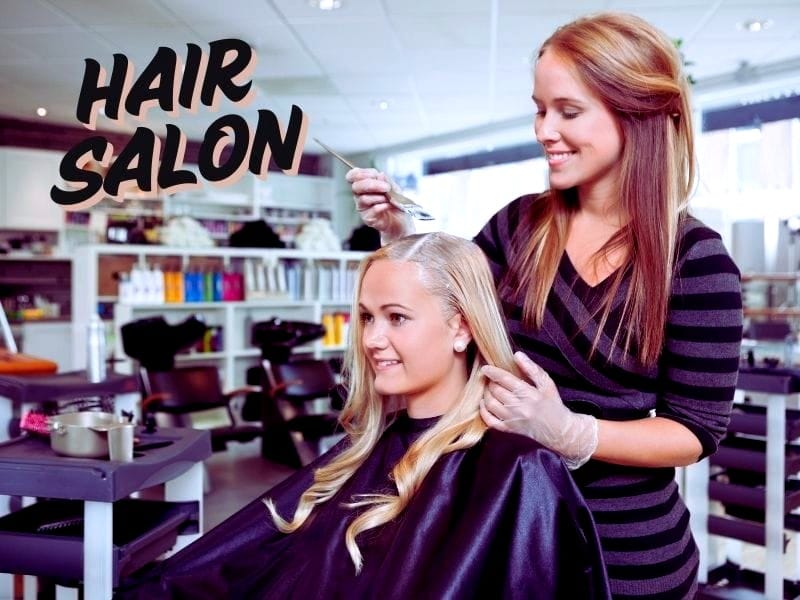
(480, 351), (598, 470)
(345, 167), (414, 243)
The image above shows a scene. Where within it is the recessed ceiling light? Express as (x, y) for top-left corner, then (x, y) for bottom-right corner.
(740, 18), (773, 33)
(378, 100), (389, 110)
(36, 107), (47, 117)
(309, 0), (342, 10)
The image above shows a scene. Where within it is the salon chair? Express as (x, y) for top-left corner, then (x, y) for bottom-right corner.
(247, 318), (343, 468)
(121, 315), (264, 453)
(259, 358), (342, 467)
(140, 365), (263, 453)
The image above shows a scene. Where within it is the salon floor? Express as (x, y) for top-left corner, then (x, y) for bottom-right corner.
(202, 440), (297, 530)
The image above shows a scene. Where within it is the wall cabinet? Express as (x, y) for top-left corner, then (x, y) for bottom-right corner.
(0, 148), (65, 231)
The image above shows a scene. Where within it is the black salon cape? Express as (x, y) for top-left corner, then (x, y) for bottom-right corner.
(117, 413), (610, 599)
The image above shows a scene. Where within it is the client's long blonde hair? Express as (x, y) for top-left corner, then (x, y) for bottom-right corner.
(265, 232), (518, 572)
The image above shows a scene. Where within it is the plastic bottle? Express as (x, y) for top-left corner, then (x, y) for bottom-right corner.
(130, 265), (144, 305)
(333, 312), (345, 346)
(87, 313), (107, 382)
(322, 313), (335, 347)
(184, 270), (195, 302)
(163, 270), (175, 303)
(153, 264), (165, 304)
(204, 271), (214, 302)
(231, 272), (244, 301)
(141, 265), (153, 304)
(213, 271), (223, 302)
(174, 269), (185, 303)
(118, 272), (132, 304)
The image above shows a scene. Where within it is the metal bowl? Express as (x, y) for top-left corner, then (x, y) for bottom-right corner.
(48, 412), (124, 458)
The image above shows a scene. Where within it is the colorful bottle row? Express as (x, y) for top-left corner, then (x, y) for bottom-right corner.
(119, 265), (245, 305)
(164, 271), (244, 303)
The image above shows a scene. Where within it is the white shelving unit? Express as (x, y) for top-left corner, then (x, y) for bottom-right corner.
(62, 170), (338, 248)
(72, 244), (367, 387)
(163, 172), (336, 246)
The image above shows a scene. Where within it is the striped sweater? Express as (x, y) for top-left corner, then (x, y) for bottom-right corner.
(474, 194), (743, 599)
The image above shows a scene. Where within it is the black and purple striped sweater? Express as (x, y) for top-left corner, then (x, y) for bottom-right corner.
(475, 194), (743, 599)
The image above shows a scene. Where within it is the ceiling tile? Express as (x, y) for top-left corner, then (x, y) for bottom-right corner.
(0, 0), (76, 29)
(2, 28), (115, 61)
(47, 0), (179, 27)
(384, 0), (490, 16)
(391, 15), (490, 48)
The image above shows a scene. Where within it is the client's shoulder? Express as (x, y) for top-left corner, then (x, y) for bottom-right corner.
(479, 428), (567, 471)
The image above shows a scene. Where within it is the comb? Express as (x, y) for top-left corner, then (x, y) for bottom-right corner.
(313, 138), (434, 221)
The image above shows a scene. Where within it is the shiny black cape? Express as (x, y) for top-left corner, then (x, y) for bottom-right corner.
(117, 414), (610, 599)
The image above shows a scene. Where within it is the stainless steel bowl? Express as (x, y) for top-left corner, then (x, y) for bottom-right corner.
(48, 412), (124, 458)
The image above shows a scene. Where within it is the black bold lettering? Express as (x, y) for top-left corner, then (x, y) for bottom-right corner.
(50, 137), (112, 209)
(249, 105), (308, 176)
(124, 46), (178, 119)
(201, 39), (255, 108)
(104, 127), (158, 198)
(158, 124), (199, 193)
(198, 114), (250, 184)
(75, 54), (132, 129)
(179, 43), (206, 112)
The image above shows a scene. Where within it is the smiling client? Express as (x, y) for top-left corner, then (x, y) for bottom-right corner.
(117, 232), (610, 599)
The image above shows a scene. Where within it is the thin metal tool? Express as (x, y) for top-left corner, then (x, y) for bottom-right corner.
(313, 138), (434, 221)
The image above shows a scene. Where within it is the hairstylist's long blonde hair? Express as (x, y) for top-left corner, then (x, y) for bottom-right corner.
(501, 12), (694, 366)
(265, 232), (518, 572)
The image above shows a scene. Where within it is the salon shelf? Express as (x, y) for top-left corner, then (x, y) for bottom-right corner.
(728, 403), (800, 439)
(737, 366), (800, 395)
(0, 498), (196, 585)
(710, 437), (800, 475)
(709, 475), (800, 514)
(74, 245), (368, 387)
(707, 515), (792, 548)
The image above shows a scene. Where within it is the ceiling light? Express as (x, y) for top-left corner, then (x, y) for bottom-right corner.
(36, 107), (47, 117)
(378, 100), (389, 110)
(309, 0), (342, 10)
(740, 18), (773, 33)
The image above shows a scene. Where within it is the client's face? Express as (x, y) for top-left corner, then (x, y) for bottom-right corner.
(359, 260), (468, 418)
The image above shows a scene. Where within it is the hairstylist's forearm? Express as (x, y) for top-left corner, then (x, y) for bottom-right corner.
(593, 417), (703, 468)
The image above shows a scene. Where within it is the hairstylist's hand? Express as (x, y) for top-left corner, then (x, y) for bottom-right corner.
(480, 351), (598, 470)
(346, 168), (414, 242)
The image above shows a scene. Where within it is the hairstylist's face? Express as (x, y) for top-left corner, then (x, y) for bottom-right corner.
(533, 49), (623, 202)
(359, 260), (469, 418)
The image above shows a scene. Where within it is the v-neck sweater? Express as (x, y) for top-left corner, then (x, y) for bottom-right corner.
(475, 193), (743, 599)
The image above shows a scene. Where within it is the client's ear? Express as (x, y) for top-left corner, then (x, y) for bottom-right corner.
(449, 314), (472, 352)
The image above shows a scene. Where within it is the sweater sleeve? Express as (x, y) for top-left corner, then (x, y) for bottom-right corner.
(657, 221), (743, 458)
(473, 195), (531, 285)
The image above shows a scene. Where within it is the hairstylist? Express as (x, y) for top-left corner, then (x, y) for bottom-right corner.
(347, 12), (743, 599)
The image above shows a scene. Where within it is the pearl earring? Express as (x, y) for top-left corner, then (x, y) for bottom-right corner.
(454, 341), (467, 353)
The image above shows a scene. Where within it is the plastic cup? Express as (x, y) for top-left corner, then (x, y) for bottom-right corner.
(107, 423), (135, 462)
